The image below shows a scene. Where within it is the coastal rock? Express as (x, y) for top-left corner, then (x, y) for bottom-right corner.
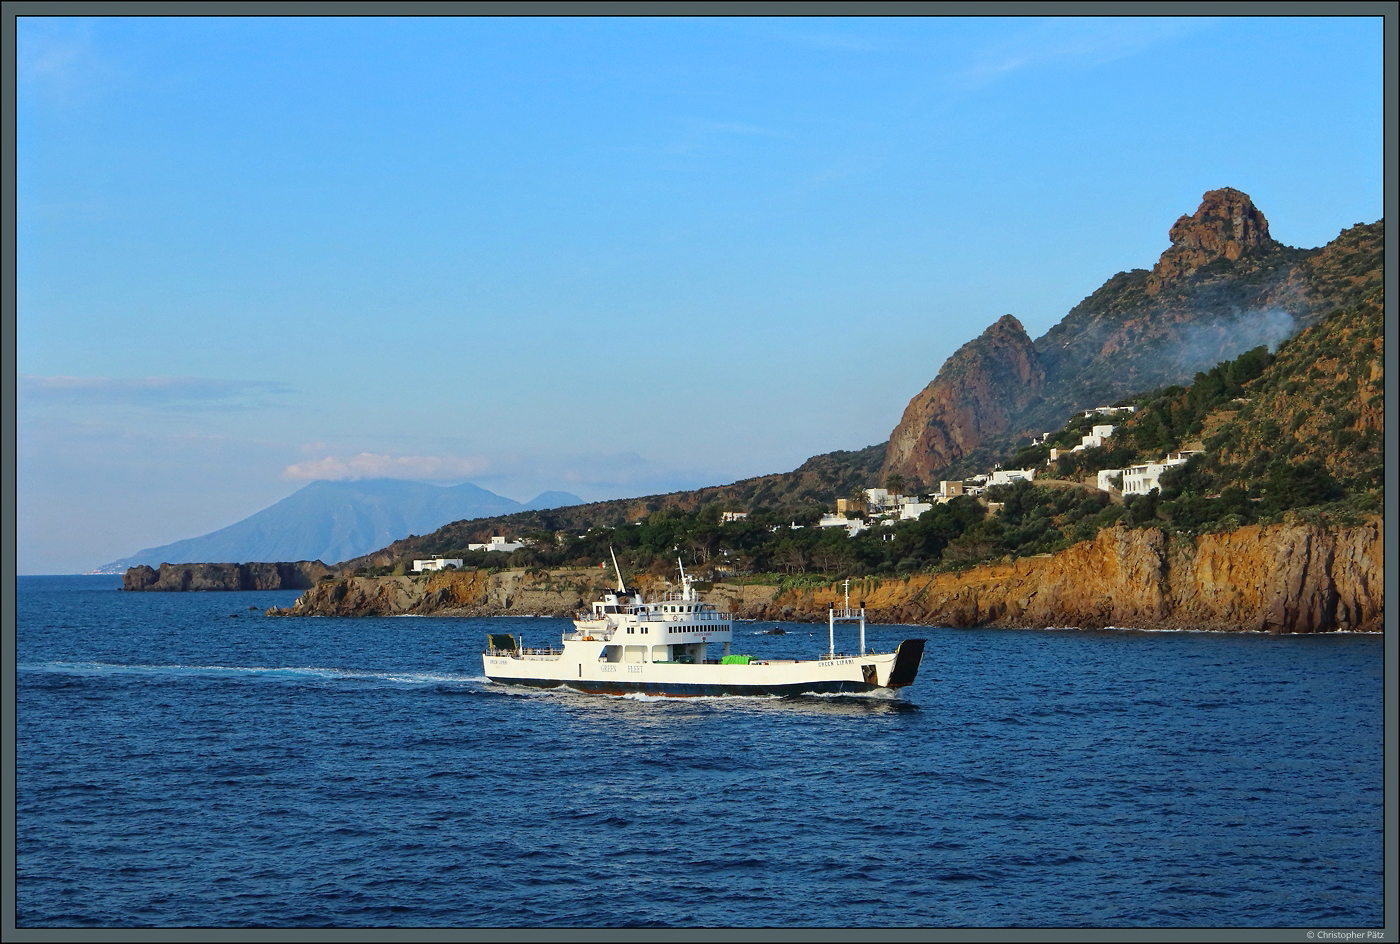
(123, 560), (332, 591)
(123, 565), (160, 591)
(278, 567), (614, 618)
(281, 517), (1381, 634)
(881, 314), (1045, 487)
(748, 517), (1382, 633)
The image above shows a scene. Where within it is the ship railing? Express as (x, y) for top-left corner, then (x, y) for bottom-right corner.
(831, 607), (863, 620)
(568, 629), (614, 641)
(519, 646), (564, 656)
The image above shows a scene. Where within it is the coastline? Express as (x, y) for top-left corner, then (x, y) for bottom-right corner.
(266, 516), (1382, 634)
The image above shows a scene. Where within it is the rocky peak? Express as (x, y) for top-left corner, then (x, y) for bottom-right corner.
(1146, 188), (1279, 294)
(881, 314), (1044, 487)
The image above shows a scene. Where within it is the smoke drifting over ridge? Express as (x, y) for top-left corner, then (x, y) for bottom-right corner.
(1170, 307), (1297, 376)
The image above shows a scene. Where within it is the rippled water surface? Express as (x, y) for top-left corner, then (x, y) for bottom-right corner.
(17, 575), (1384, 928)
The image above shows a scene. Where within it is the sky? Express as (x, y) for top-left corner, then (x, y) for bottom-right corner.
(15, 15), (1385, 574)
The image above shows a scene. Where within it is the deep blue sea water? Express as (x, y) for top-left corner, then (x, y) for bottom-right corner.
(16, 575), (1384, 929)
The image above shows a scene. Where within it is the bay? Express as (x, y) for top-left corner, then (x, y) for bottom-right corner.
(16, 575), (1383, 928)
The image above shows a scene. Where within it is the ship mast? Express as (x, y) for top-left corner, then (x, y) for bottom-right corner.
(609, 546), (626, 593)
(827, 578), (866, 659)
(677, 557), (693, 601)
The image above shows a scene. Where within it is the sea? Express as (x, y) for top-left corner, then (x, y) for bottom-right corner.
(15, 575), (1385, 929)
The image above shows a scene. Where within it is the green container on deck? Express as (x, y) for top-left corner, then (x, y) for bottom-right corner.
(720, 654), (751, 665)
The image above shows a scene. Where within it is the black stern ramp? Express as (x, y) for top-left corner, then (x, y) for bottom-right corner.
(887, 638), (926, 689)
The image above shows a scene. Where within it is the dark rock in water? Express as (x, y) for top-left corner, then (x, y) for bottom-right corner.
(123, 560), (333, 591)
(761, 628), (787, 635)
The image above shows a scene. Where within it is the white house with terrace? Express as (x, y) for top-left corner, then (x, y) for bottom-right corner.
(413, 557), (464, 572)
(1097, 451), (1203, 495)
(468, 536), (528, 552)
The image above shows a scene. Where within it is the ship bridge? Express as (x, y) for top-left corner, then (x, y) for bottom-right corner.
(568, 556), (734, 664)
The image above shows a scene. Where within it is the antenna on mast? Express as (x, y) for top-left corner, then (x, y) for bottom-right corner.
(609, 546), (626, 592)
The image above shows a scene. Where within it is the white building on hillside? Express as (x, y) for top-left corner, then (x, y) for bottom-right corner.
(413, 557), (464, 572)
(988, 468), (1036, 487)
(818, 513), (868, 537)
(1100, 451), (1203, 496)
(1096, 469), (1125, 492)
(468, 536), (526, 552)
(899, 501), (933, 520)
(933, 481), (966, 503)
(1084, 405), (1137, 419)
(1072, 424), (1117, 452)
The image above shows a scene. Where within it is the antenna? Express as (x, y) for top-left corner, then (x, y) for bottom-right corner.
(609, 546), (626, 592)
(677, 557), (691, 600)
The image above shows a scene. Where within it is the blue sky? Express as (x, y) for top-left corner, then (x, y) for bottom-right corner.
(16, 15), (1384, 573)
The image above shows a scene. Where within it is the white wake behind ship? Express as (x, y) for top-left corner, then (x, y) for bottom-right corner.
(483, 553), (925, 697)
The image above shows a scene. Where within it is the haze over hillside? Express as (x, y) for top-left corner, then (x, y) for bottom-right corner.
(881, 189), (1384, 486)
(95, 480), (581, 572)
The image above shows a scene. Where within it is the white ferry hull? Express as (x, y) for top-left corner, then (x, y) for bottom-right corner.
(483, 639), (925, 697)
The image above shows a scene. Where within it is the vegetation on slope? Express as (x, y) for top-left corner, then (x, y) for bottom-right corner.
(352, 284), (1381, 583)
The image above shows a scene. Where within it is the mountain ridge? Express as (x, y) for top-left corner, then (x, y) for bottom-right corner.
(881, 189), (1383, 486)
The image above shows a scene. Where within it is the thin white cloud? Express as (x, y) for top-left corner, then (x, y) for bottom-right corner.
(283, 453), (491, 482)
(957, 17), (1208, 87)
(20, 375), (294, 410)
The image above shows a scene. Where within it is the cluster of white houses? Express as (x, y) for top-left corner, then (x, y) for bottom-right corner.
(811, 406), (1201, 537)
(411, 536), (532, 572)
(414, 406), (1198, 565)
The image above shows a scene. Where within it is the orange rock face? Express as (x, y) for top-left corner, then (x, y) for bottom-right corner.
(285, 518), (1381, 634)
(881, 314), (1045, 488)
(1146, 187), (1280, 293)
(745, 517), (1383, 634)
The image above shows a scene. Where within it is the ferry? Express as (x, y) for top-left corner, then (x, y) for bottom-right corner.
(482, 553), (925, 697)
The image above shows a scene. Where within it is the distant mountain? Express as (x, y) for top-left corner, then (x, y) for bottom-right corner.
(96, 480), (583, 571)
(523, 491), (585, 511)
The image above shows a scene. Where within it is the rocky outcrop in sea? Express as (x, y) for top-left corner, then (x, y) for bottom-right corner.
(123, 560), (333, 592)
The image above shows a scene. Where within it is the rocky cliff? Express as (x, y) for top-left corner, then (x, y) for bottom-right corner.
(882, 188), (1380, 486)
(276, 567), (657, 618)
(881, 314), (1045, 486)
(743, 517), (1382, 634)
(1145, 186), (1281, 293)
(123, 560), (333, 591)
(279, 517), (1381, 634)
